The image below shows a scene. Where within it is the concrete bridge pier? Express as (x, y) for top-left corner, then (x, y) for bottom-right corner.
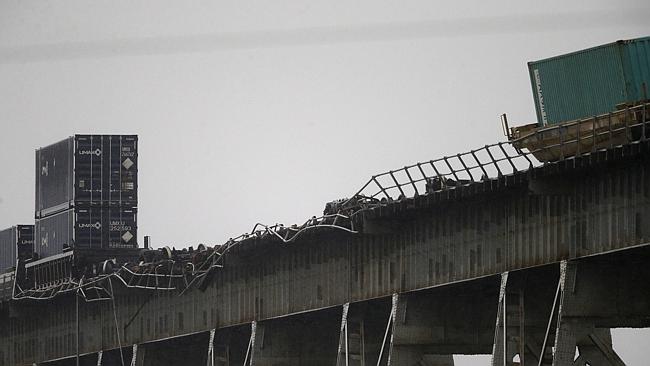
(246, 307), (341, 366)
(490, 248), (650, 366)
(389, 294), (453, 366)
(491, 265), (560, 366)
(542, 260), (627, 366)
(386, 276), (500, 366)
(488, 261), (623, 366)
(336, 297), (395, 366)
(207, 324), (252, 366)
(115, 325), (252, 366)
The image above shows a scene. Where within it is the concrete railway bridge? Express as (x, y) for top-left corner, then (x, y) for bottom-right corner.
(3, 116), (650, 365)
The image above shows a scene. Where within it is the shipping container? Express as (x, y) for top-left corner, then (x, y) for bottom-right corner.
(0, 225), (34, 272)
(529, 36), (650, 126)
(35, 135), (138, 218)
(34, 206), (137, 259)
(0, 271), (14, 302)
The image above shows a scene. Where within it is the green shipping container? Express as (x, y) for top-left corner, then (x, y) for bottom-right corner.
(529, 36), (650, 126)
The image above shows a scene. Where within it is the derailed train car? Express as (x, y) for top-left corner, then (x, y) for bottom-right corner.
(509, 36), (650, 162)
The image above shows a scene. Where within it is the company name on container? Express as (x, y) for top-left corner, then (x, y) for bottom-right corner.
(78, 149), (102, 156)
(79, 222), (102, 229)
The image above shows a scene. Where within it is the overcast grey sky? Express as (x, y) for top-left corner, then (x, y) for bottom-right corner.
(1, 1), (649, 364)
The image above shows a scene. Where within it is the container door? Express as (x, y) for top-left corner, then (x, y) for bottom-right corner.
(74, 206), (138, 250)
(35, 137), (74, 216)
(75, 135), (105, 204)
(108, 135), (138, 204)
(35, 210), (74, 259)
(16, 225), (34, 263)
(0, 227), (16, 272)
(106, 206), (138, 249)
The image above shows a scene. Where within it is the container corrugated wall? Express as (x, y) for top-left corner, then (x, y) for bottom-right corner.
(35, 137), (74, 217)
(34, 134), (138, 259)
(529, 36), (650, 126)
(35, 135), (138, 218)
(621, 38), (650, 99)
(34, 207), (137, 258)
(0, 226), (34, 272)
(0, 227), (17, 273)
(73, 135), (138, 205)
(16, 225), (34, 266)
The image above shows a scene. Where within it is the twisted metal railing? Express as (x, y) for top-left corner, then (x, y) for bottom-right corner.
(10, 212), (358, 302)
(179, 212), (358, 294)
(9, 103), (648, 302)
(344, 102), (650, 210)
(349, 142), (535, 203)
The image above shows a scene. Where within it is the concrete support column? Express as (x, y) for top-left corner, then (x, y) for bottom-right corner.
(544, 261), (626, 366)
(92, 347), (130, 366)
(550, 261), (577, 366)
(335, 297), (396, 366)
(130, 344), (145, 366)
(248, 307), (341, 366)
(337, 302), (365, 366)
(490, 264), (564, 366)
(389, 276), (502, 366)
(207, 324), (253, 366)
(207, 328), (220, 366)
(576, 328), (625, 366)
(378, 293), (398, 365)
(388, 294), (454, 366)
(243, 321), (257, 366)
(491, 273), (510, 366)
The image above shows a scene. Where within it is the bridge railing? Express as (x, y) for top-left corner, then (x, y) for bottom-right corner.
(347, 102), (650, 206)
(8, 104), (648, 303)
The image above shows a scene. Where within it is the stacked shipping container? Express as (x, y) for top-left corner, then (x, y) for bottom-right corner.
(0, 225), (34, 272)
(34, 135), (138, 259)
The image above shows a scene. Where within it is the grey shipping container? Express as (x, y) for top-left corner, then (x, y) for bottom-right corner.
(34, 206), (137, 259)
(0, 225), (34, 272)
(529, 36), (650, 126)
(35, 135), (138, 218)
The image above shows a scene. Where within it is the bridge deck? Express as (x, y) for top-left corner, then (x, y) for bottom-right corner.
(3, 139), (650, 365)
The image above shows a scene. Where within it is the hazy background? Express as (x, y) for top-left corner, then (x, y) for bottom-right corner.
(0, 1), (648, 364)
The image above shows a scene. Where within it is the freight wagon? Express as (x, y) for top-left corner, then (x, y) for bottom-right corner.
(530, 36), (649, 127)
(510, 36), (650, 162)
(1, 134), (141, 300)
